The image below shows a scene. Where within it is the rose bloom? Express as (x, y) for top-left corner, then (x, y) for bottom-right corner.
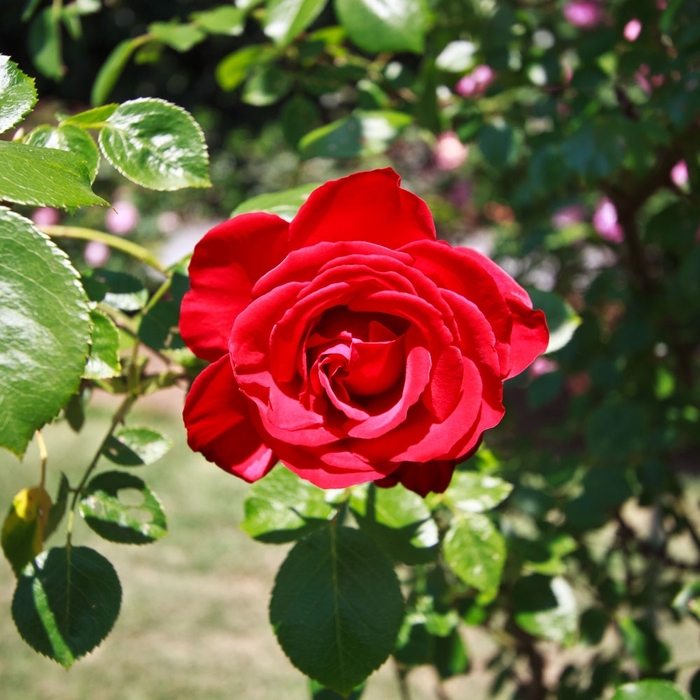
(434, 131), (469, 171)
(623, 19), (642, 42)
(593, 198), (624, 243)
(563, 1), (603, 28)
(180, 170), (548, 496)
(456, 64), (496, 98)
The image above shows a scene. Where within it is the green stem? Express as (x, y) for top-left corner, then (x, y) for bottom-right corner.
(35, 430), (48, 489)
(40, 225), (166, 274)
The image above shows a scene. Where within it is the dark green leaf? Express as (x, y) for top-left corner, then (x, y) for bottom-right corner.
(270, 525), (404, 694)
(561, 120), (626, 180)
(350, 483), (438, 565)
(84, 309), (121, 380)
(310, 679), (365, 699)
(63, 392), (86, 432)
(24, 124), (100, 182)
(242, 64), (292, 106)
(513, 575), (577, 644)
(0, 141), (107, 208)
(232, 183), (319, 221)
(89, 269), (147, 311)
(443, 471), (513, 513)
(216, 45), (277, 91)
(191, 6), (247, 35)
(241, 466), (334, 543)
(394, 617), (432, 666)
(0, 210), (91, 456)
(12, 546), (121, 667)
(43, 474), (70, 542)
(79, 471), (167, 545)
(611, 681), (690, 700)
(148, 22), (205, 52)
(528, 288), (581, 355)
(0, 55), (37, 135)
(618, 617), (671, 673)
(478, 122), (516, 170)
(434, 628), (469, 679)
(334, 0), (427, 53)
(138, 300), (184, 351)
(443, 513), (506, 598)
(264, 0), (328, 47)
(22, 0), (44, 22)
(28, 9), (63, 80)
(281, 95), (321, 147)
(91, 39), (139, 106)
(102, 427), (173, 467)
(99, 98), (211, 190)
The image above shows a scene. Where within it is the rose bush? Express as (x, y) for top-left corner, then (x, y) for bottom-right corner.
(180, 169), (548, 495)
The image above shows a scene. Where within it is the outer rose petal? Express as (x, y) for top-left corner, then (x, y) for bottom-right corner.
(183, 356), (276, 482)
(180, 213), (289, 361)
(288, 169), (436, 251)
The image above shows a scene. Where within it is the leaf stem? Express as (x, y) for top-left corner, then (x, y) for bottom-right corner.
(40, 225), (166, 274)
(35, 430), (48, 489)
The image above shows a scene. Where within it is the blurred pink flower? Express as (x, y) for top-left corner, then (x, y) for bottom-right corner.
(623, 19), (642, 41)
(455, 65), (496, 98)
(552, 204), (585, 229)
(593, 198), (624, 243)
(157, 210), (182, 234)
(634, 64), (665, 94)
(106, 200), (139, 235)
(434, 131), (469, 171)
(567, 371), (591, 396)
(529, 356), (559, 378)
(32, 207), (59, 227)
(447, 179), (473, 207)
(670, 160), (689, 188)
(563, 1), (603, 28)
(84, 240), (110, 267)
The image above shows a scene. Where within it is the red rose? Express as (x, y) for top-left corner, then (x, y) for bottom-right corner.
(180, 169), (548, 496)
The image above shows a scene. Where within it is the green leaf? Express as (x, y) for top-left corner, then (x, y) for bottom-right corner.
(299, 110), (412, 159)
(281, 95), (321, 147)
(12, 546), (121, 667)
(83, 309), (121, 380)
(561, 120), (626, 180)
(216, 45), (277, 91)
(310, 679), (365, 700)
(334, 0), (426, 53)
(43, 474), (70, 542)
(88, 269), (148, 311)
(443, 513), (506, 598)
(148, 21), (206, 52)
(91, 38), (140, 106)
(518, 531), (578, 576)
(241, 466), (334, 543)
(22, 0), (44, 22)
(433, 628), (469, 680)
(443, 471), (513, 513)
(99, 98), (211, 190)
(264, 0), (328, 47)
(349, 483), (438, 565)
(78, 471), (167, 545)
(232, 183), (319, 221)
(242, 64), (293, 106)
(673, 580), (700, 621)
(270, 525), (404, 694)
(102, 427), (173, 467)
(28, 9), (64, 80)
(513, 575), (577, 644)
(0, 55), (37, 135)
(24, 124), (100, 182)
(138, 301), (184, 351)
(191, 6), (247, 35)
(611, 681), (691, 700)
(478, 122), (516, 170)
(618, 617), (671, 674)
(527, 288), (581, 355)
(61, 104), (118, 128)
(0, 210), (91, 456)
(0, 141), (107, 208)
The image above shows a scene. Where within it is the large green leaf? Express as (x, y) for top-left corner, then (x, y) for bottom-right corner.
(241, 466), (334, 543)
(264, 0), (328, 47)
(78, 471), (167, 545)
(83, 309), (121, 380)
(513, 575), (577, 644)
(12, 546), (121, 667)
(99, 98), (211, 190)
(102, 427), (173, 467)
(216, 45), (277, 91)
(350, 483), (438, 564)
(24, 124), (100, 182)
(232, 183), (320, 220)
(443, 512), (506, 598)
(443, 471), (513, 513)
(148, 21), (206, 52)
(611, 681), (691, 700)
(0, 210), (91, 456)
(0, 55), (37, 135)
(334, 0), (427, 53)
(0, 141), (107, 208)
(270, 525), (404, 694)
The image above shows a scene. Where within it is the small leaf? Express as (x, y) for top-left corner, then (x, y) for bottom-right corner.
(281, 95), (321, 147)
(528, 288), (581, 355)
(0, 210), (91, 456)
(242, 64), (292, 106)
(216, 45), (277, 91)
(434, 628), (469, 680)
(513, 575), (577, 644)
(89, 269), (147, 311)
(12, 546), (121, 667)
(84, 309), (121, 380)
(263, 0), (328, 47)
(270, 525), (404, 695)
(443, 512), (506, 598)
(0, 55), (37, 135)
(148, 21), (206, 52)
(61, 104), (118, 128)
(0, 141), (107, 208)
(232, 183), (320, 221)
(444, 471), (513, 513)
(611, 681), (690, 700)
(43, 474), (70, 542)
(241, 466), (334, 543)
(102, 427), (173, 467)
(28, 9), (64, 80)
(22, 0), (44, 22)
(24, 124), (100, 182)
(191, 6), (247, 35)
(478, 122), (516, 170)
(99, 98), (211, 190)
(334, 0), (427, 53)
(2, 486), (52, 576)
(79, 471), (167, 544)
(138, 301), (184, 351)
(91, 38), (139, 106)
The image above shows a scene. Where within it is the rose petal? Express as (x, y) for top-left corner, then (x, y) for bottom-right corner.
(183, 356), (276, 481)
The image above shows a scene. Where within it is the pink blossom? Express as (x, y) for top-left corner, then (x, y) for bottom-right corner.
(32, 207), (59, 227)
(84, 240), (110, 267)
(670, 160), (689, 188)
(623, 19), (642, 42)
(563, 1), (603, 29)
(106, 200), (139, 235)
(434, 131), (469, 171)
(567, 372), (591, 396)
(593, 198), (624, 243)
(552, 204), (585, 230)
(529, 356), (559, 378)
(447, 179), (473, 207)
(634, 64), (665, 94)
(455, 64), (496, 98)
